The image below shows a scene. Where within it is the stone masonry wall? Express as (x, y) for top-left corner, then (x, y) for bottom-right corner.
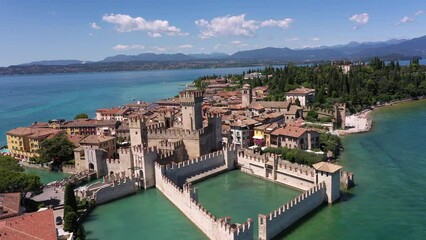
(258, 182), (326, 240)
(155, 163), (254, 240)
(237, 152), (316, 191)
(163, 150), (226, 186)
(93, 173), (139, 205)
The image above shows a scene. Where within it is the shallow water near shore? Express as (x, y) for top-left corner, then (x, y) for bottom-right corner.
(24, 167), (69, 184)
(284, 99), (426, 239)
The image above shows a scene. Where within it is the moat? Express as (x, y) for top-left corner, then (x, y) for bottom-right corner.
(82, 100), (426, 240)
(83, 171), (300, 239)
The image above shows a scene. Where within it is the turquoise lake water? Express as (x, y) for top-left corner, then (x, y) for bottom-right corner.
(0, 67), (258, 146)
(24, 167), (69, 184)
(83, 100), (426, 240)
(2, 69), (426, 239)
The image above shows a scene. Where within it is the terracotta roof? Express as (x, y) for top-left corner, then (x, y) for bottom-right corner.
(7, 127), (63, 140)
(250, 103), (265, 111)
(312, 162), (342, 173)
(66, 134), (86, 147)
(0, 209), (56, 240)
(80, 135), (115, 145)
(271, 125), (307, 138)
(0, 193), (21, 220)
(95, 120), (117, 127)
(62, 119), (97, 128)
(287, 105), (302, 115)
(250, 101), (290, 109)
(286, 87), (315, 95)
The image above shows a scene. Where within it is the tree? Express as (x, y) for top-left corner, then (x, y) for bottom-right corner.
(294, 98), (301, 106)
(64, 183), (78, 215)
(0, 156), (43, 197)
(63, 211), (78, 232)
(38, 133), (75, 164)
(74, 113), (88, 120)
(305, 110), (318, 122)
(0, 155), (24, 172)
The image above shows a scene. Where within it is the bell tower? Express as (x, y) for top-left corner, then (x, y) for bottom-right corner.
(241, 84), (253, 107)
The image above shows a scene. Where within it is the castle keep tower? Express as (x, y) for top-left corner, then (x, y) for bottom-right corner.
(241, 84), (253, 107)
(129, 115), (148, 148)
(179, 90), (203, 131)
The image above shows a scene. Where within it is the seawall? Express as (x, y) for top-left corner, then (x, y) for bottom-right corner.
(155, 162), (253, 240)
(258, 182), (326, 240)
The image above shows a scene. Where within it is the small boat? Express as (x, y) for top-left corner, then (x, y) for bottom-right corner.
(131, 98), (136, 101)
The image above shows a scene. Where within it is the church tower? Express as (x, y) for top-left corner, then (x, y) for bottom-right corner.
(179, 90), (203, 130)
(129, 115), (148, 148)
(241, 84), (253, 107)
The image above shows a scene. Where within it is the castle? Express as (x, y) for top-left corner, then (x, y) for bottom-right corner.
(74, 89), (222, 186)
(73, 89), (354, 240)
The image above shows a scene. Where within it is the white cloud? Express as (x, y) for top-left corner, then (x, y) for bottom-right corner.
(415, 10), (424, 16)
(349, 13), (369, 30)
(230, 40), (243, 45)
(213, 44), (222, 50)
(195, 14), (258, 39)
(102, 13), (187, 37)
(349, 13), (369, 24)
(112, 44), (145, 51)
(260, 18), (294, 29)
(399, 16), (414, 24)
(178, 44), (193, 49)
(285, 37), (299, 41)
(150, 46), (167, 52)
(228, 40), (248, 48)
(148, 32), (162, 38)
(195, 14), (294, 39)
(312, 37), (320, 41)
(397, 10), (424, 25)
(91, 22), (101, 30)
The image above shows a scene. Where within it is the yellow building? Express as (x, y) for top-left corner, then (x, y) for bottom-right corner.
(6, 127), (63, 160)
(253, 125), (267, 146)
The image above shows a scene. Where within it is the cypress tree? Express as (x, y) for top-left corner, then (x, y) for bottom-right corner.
(64, 183), (77, 215)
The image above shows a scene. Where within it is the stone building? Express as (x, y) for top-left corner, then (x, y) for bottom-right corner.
(74, 90), (223, 181)
(285, 87), (315, 107)
(241, 84), (253, 108)
(270, 125), (319, 150)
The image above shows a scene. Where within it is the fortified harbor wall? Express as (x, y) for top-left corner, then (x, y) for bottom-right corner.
(155, 162), (253, 240)
(75, 172), (139, 205)
(237, 151), (316, 191)
(164, 150), (226, 186)
(258, 182), (326, 240)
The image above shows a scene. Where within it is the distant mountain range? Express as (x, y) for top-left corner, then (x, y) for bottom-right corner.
(20, 35), (426, 67)
(2, 34), (423, 75)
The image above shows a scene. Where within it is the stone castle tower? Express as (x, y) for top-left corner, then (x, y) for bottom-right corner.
(179, 90), (203, 130)
(334, 103), (346, 130)
(129, 115), (148, 148)
(241, 84), (253, 107)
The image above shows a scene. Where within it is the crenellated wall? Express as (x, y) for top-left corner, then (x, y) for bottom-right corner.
(76, 172), (140, 205)
(155, 163), (254, 240)
(162, 150), (226, 186)
(258, 182), (326, 240)
(105, 147), (134, 176)
(237, 151), (316, 191)
(275, 161), (316, 190)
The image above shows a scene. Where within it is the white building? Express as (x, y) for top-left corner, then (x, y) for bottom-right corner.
(285, 87), (315, 107)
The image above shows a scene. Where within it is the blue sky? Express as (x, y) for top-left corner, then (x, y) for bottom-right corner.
(0, 0), (425, 66)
